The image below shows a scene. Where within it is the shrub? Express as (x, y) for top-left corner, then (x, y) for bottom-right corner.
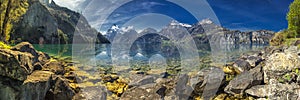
(270, 31), (286, 46)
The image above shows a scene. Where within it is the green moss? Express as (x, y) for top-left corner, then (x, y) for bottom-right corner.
(0, 0), (29, 42)
(0, 42), (11, 49)
(57, 29), (69, 44)
(283, 73), (292, 81)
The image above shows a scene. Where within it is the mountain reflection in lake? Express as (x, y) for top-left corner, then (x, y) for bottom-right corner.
(33, 42), (267, 72)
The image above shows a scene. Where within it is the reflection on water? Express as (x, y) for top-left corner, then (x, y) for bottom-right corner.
(32, 43), (267, 70)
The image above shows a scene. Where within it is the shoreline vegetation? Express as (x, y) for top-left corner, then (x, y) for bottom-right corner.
(0, 0), (300, 100)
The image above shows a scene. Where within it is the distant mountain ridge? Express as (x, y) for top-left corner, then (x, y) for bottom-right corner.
(105, 19), (275, 46)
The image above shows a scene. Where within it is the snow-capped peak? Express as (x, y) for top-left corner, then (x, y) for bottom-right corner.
(111, 24), (119, 31)
(169, 20), (192, 27)
(199, 18), (213, 25)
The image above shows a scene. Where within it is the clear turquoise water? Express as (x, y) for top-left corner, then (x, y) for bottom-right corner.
(32, 44), (267, 67)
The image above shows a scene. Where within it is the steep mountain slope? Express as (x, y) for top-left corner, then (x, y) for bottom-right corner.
(0, 0), (29, 42)
(0, 0), (109, 44)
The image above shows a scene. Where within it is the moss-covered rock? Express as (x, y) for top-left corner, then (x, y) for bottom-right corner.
(0, 42), (11, 49)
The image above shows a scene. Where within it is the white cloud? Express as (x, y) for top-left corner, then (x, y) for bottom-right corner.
(53, 0), (84, 11)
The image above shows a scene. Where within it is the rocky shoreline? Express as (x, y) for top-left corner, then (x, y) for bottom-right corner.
(0, 42), (299, 100)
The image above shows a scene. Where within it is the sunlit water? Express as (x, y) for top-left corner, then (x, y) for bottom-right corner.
(33, 43), (267, 70)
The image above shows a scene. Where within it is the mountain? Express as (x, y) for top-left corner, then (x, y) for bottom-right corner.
(197, 19), (275, 46)
(0, 0), (109, 44)
(103, 19), (275, 61)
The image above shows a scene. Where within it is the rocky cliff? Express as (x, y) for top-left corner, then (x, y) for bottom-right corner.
(105, 19), (275, 55)
(0, 0), (109, 44)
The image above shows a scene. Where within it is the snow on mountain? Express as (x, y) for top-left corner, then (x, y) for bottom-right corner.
(169, 20), (192, 27)
(199, 18), (213, 25)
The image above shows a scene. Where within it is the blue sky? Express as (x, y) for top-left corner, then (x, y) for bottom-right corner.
(207, 0), (293, 31)
(53, 0), (293, 32)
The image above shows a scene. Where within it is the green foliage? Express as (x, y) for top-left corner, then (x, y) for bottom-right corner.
(287, 0), (300, 38)
(0, 41), (11, 49)
(270, 30), (300, 46)
(272, 0), (300, 46)
(57, 29), (69, 44)
(270, 31), (286, 46)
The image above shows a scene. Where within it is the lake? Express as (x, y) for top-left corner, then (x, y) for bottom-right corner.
(32, 43), (267, 71)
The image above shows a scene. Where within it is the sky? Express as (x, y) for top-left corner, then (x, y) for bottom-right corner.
(53, 0), (294, 33)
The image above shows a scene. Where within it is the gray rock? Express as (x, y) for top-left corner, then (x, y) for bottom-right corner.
(129, 75), (156, 87)
(233, 59), (251, 74)
(120, 86), (161, 100)
(224, 65), (263, 95)
(246, 56), (263, 67)
(42, 61), (64, 75)
(46, 76), (76, 100)
(250, 65), (263, 85)
(10, 0), (109, 44)
(73, 86), (107, 100)
(245, 85), (268, 97)
(293, 40), (300, 46)
(225, 71), (253, 95)
(194, 67), (225, 99)
(263, 46), (300, 84)
(22, 71), (54, 100)
(246, 82), (300, 100)
(175, 74), (189, 94)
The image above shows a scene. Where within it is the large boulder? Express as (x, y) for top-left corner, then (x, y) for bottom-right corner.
(0, 71), (54, 100)
(73, 86), (107, 100)
(263, 46), (300, 84)
(232, 59), (251, 74)
(120, 86), (161, 100)
(246, 56), (263, 67)
(45, 76), (76, 100)
(224, 65), (263, 95)
(22, 71), (54, 100)
(11, 42), (50, 65)
(0, 42), (52, 81)
(245, 82), (299, 99)
(0, 49), (34, 81)
(193, 67), (225, 99)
